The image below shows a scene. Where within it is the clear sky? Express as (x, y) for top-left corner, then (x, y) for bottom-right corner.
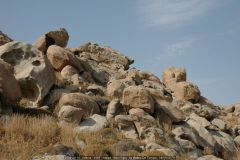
(1, 0), (240, 105)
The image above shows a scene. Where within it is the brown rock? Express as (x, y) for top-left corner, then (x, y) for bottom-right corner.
(162, 67), (186, 91)
(106, 79), (126, 99)
(0, 60), (22, 103)
(58, 105), (83, 124)
(0, 31), (13, 46)
(122, 86), (154, 113)
(155, 100), (185, 123)
(174, 82), (200, 103)
(33, 28), (69, 53)
(59, 93), (100, 118)
(47, 45), (83, 71)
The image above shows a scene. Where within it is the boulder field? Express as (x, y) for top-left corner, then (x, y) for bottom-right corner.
(0, 28), (239, 160)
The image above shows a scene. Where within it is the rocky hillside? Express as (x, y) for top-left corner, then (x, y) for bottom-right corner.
(0, 28), (239, 160)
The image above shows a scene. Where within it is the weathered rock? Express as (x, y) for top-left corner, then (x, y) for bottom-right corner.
(76, 42), (133, 84)
(75, 114), (108, 132)
(162, 67), (186, 91)
(115, 115), (138, 139)
(58, 105), (83, 123)
(129, 108), (163, 142)
(155, 100), (186, 123)
(0, 41), (55, 105)
(189, 113), (211, 128)
(174, 82), (200, 103)
(33, 28), (69, 53)
(198, 105), (220, 120)
(234, 136), (240, 147)
(106, 99), (123, 120)
(86, 84), (105, 96)
(0, 60), (22, 103)
(78, 42), (133, 70)
(139, 71), (161, 83)
(174, 137), (202, 159)
(0, 31), (13, 46)
(61, 65), (79, 80)
(122, 86), (154, 113)
(59, 93), (100, 118)
(106, 79), (126, 99)
(211, 118), (227, 131)
(47, 45), (83, 71)
(187, 118), (217, 149)
(197, 155), (223, 160)
(210, 130), (237, 159)
(172, 124), (201, 147)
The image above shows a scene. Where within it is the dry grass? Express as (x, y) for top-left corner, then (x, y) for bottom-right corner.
(0, 114), (76, 160)
(1, 113), (229, 159)
(77, 128), (125, 156)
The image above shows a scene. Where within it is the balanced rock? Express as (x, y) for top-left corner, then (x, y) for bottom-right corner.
(122, 86), (154, 113)
(47, 45), (83, 71)
(0, 41), (55, 105)
(33, 28), (69, 53)
(162, 67), (186, 91)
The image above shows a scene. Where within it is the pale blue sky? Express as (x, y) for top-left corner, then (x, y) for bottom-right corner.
(1, 0), (240, 105)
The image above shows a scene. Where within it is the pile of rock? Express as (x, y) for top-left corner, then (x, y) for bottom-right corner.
(0, 28), (239, 160)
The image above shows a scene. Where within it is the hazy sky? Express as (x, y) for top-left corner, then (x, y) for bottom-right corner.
(1, 0), (240, 105)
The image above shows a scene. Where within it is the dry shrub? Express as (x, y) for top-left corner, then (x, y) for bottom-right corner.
(0, 114), (76, 160)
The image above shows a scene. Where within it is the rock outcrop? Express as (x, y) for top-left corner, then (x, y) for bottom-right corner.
(1, 28), (239, 160)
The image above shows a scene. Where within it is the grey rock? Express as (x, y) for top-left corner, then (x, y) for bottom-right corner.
(0, 41), (55, 105)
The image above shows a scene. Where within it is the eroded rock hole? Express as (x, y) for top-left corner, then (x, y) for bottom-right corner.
(19, 79), (39, 101)
(32, 60), (41, 66)
(1, 49), (24, 66)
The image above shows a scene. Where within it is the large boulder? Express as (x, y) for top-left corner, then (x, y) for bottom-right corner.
(155, 100), (186, 123)
(47, 45), (83, 71)
(0, 31), (13, 46)
(73, 42), (134, 84)
(174, 82), (200, 103)
(0, 60), (22, 103)
(162, 67), (186, 91)
(78, 42), (133, 71)
(122, 86), (154, 113)
(33, 28), (69, 53)
(0, 41), (55, 105)
(58, 93), (100, 118)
